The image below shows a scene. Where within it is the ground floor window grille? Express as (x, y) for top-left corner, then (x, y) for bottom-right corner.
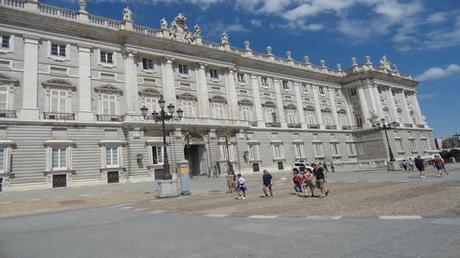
(347, 143), (357, 156)
(272, 144), (284, 159)
(294, 144), (304, 159)
(331, 143), (341, 156)
(248, 144), (260, 161)
(313, 143), (324, 158)
(151, 146), (164, 165)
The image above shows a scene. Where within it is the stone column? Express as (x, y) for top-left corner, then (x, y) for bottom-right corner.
(123, 50), (139, 118)
(251, 75), (265, 128)
(273, 79), (287, 128)
(293, 82), (306, 128)
(225, 69), (239, 120)
(328, 88), (340, 128)
(311, 85), (324, 129)
(78, 45), (93, 121)
(363, 81), (377, 115)
(196, 63), (210, 117)
(357, 83), (371, 128)
(161, 57), (176, 106)
(409, 91), (424, 125)
(385, 87), (398, 122)
(372, 85), (384, 119)
(399, 90), (412, 124)
(21, 36), (40, 120)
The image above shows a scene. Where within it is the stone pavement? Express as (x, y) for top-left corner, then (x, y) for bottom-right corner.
(0, 163), (459, 217)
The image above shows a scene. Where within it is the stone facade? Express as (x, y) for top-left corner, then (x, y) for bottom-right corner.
(0, 1), (435, 191)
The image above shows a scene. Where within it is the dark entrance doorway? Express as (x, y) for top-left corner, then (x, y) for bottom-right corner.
(184, 144), (208, 177)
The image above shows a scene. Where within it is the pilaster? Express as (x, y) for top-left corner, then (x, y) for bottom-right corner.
(78, 45), (93, 121)
(250, 75), (265, 128)
(409, 91), (424, 125)
(21, 36), (39, 120)
(161, 57), (176, 106)
(357, 82), (371, 128)
(385, 87), (398, 122)
(399, 90), (412, 124)
(372, 85), (384, 119)
(328, 88), (340, 128)
(311, 85), (324, 129)
(196, 63), (210, 117)
(226, 69), (239, 120)
(293, 82), (306, 128)
(273, 79), (287, 128)
(123, 49), (139, 119)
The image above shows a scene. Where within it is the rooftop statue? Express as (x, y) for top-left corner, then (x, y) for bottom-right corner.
(193, 24), (201, 38)
(379, 55), (392, 71)
(160, 17), (168, 30)
(123, 7), (132, 22)
(221, 32), (229, 45)
(170, 12), (189, 42)
(79, 0), (87, 12)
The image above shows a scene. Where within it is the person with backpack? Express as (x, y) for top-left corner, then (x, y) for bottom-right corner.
(262, 170), (273, 197)
(226, 170), (236, 193)
(312, 163), (329, 198)
(414, 155), (425, 178)
(292, 170), (303, 196)
(433, 155), (448, 177)
(303, 168), (316, 197)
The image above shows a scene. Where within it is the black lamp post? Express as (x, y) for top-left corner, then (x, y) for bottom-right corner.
(372, 118), (398, 163)
(225, 135), (233, 172)
(141, 97), (183, 180)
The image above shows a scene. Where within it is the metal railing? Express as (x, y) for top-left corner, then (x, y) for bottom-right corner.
(0, 110), (17, 118)
(43, 112), (75, 120)
(307, 124), (320, 129)
(96, 114), (125, 122)
(287, 123), (301, 128)
(325, 125), (337, 130)
(265, 122), (281, 128)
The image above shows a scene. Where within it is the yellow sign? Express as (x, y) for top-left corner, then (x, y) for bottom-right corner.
(180, 167), (189, 174)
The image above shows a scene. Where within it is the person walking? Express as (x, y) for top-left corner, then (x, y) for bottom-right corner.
(433, 155), (447, 177)
(401, 159), (408, 171)
(235, 174), (247, 199)
(330, 162), (335, 173)
(303, 168), (316, 197)
(408, 158), (415, 171)
(312, 163), (329, 198)
(226, 170), (236, 193)
(293, 170), (303, 196)
(262, 170), (273, 197)
(414, 155), (425, 178)
(322, 162), (329, 172)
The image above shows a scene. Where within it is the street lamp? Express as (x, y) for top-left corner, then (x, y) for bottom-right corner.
(141, 97), (183, 180)
(372, 118), (399, 170)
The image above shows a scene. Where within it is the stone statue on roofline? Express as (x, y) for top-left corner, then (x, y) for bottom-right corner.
(193, 24), (201, 38)
(379, 55), (392, 72)
(160, 17), (168, 30)
(123, 7), (132, 22)
(169, 12), (190, 42)
(79, 0), (87, 12)
(221, 32), (229, 45)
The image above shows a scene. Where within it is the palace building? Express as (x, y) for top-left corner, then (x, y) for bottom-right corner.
(0, 0), (435, 191)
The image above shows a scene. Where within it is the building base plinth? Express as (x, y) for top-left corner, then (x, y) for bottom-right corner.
(386, 161), (400, 171)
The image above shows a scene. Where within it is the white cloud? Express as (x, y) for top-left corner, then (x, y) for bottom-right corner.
(250, 19), (263, 27)
(416, 64), (460, 81)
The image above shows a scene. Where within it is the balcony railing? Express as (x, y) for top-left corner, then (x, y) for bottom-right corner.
(325, 125), (337, 130)
(0, 0), (24, 8)
(179, 117), (249, 127)
(249, 121), (258, 127)
(96, 114), (125, 122)
(265, 122), (281, 128)
(287, 123), (301, 128)
(404, 123), (414, 128)
(417, 124), (426, 128)
(43, 112), (75, 121)
(0, 110), (17, 118)
(342, 125), (352, 130)
(307, 124), (320, 129)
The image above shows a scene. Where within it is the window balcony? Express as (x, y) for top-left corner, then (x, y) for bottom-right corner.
(287, 123), (301, 128)
(96, 114), (125, 122)
(265, 122), (281, 128)
(342, 125), (352, 130)
(179, 117), (249, 128)
(43, 112), (75, 120)
(403, 123), (413, 128)
(307, 124), (320, 129)
(0, 110), (17, 119)
(325, 124), (337, 130)
(249, 121), (258, 127)
(417, 124), (426, 129)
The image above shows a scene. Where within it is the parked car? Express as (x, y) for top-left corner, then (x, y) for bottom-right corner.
(292, 161), (313, 172)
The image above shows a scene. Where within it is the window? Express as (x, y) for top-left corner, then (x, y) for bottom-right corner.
(319, 86), (325, 95)
(356, 116), (363, 127)
(272, 144), (284, 159)
(100, 51), (113, 64)
(305, 110), (317, 125)
(331, 143), (340, 156)
(347, 143), (357, 156)
(350, 88), (357, 96)
(336, 89), (341, 98)
(178, 64), (189, 75)
(102, 94), (117, 115)
(209, 69), (219, 79)
(142, 58), (154, 70)
(261, 77), (268, 86)
(106, 147), (119, 168)
(240, 105), (253, 122)
(144, 97), (158, 113)
(151, 146), (164, 165)
(237, 73), (246, 83)
(395, 139), (404, 153)
(409, 139), (417, 152)
(302, 83), (309, 93)
(1, 35), (10, 48)
(212, 103), (227, 119)
(51, 43), (66, 57)
(294, 144), (305, 159)
(248, 144), (260, 160)
(339, 113), (348, 127)
(49, 89), (68, 113)
(313, 143), (324, 158)
(282, 80), (290, 91)
(286, 109), (297, 124)
(323, 111), (334, 126)
(264, 107), (277, 123)
(52, 147), (67, 170)
(421, 139), (429, 151)
(180, 100), (195, 117)
(0, 86), (8, 110)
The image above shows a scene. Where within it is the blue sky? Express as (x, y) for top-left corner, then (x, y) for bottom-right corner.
(44, 0), (460, 137)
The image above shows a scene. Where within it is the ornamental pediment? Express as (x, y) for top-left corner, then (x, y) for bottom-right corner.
(176, 92), (197, 101)
(94, 84), (123, 94)
(139, 88), (161, 96)
(238, 99), (253, 106)
(337, 108), (347, 114)
(304, 105), (315, 111)
(42, 79), (76, 90)
(262, 101), (276, 108)
(0, 73), (19, 86)
(284, 103), (297, 110)
(209, 95), (227, 103)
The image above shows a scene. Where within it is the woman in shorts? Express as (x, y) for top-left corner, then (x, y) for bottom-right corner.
(303, 168), (316, 197)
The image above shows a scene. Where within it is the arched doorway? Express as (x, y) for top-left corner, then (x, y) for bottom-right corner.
(184, 132), (208, 177)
